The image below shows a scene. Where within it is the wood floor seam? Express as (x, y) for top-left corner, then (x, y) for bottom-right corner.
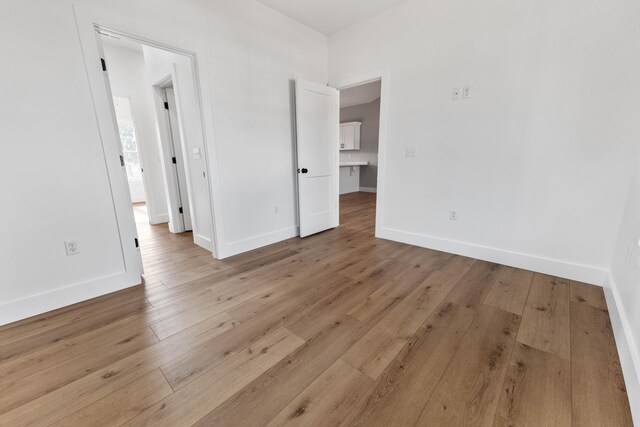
(158, 366), (177, 393)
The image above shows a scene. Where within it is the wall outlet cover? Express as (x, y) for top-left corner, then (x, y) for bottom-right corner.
(64, 240), (80, 256)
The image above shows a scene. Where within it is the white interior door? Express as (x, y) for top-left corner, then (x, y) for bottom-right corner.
(295, 79), (339, 238)
(94, 36), (144, 276)
(165, 87), (193, 232)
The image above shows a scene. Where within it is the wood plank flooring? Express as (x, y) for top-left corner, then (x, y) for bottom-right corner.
(0, 193), (633, 426)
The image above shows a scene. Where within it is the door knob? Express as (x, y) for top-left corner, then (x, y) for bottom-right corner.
(301, 168), (308, 174)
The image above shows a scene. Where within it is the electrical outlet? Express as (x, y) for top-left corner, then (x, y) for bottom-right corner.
(274, 205), (279, 215)
(450, 209), (458, 221)
(452, 87), (461, 100)
(462, 85), (471, 99)
(406, 146), (417, 157)
(64, 240), (80, 256)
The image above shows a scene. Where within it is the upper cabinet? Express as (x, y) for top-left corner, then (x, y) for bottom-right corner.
(340, 122), (361, 150)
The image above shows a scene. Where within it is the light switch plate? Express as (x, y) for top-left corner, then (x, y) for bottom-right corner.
(452, 87), (461, 100)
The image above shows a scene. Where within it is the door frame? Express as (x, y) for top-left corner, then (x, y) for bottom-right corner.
(334, 68), (390, 237)
(73, 4), (222, 280)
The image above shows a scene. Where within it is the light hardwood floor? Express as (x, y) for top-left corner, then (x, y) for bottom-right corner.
(0, 193), (633, 426)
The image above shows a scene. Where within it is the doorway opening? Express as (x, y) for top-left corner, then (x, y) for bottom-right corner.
(293, 72), (387, 239)
(97, 29), (215, 278)
(338, 79), (382, 235)
(151, 76), (194, 234)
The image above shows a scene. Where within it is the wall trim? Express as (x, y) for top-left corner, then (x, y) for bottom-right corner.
(221, 226), (299, 259)
(148, 213), (169, 225)
(194, 233), (214, 253)
(377, 227), (607, 285)
(605, 273), (640, 425)
(359, 186), (377, 193)
(0, 272), (140, 327)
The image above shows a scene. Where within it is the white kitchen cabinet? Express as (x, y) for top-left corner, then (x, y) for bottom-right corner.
(340, 122), (361, 150)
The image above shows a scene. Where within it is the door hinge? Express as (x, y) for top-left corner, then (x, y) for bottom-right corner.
(164, 102), (169, 110)
(134, 238), (139, 248)
(100, 58), (107, 71)
(172, 157), (177, 164)
(119, 155), (125, 166)
(179, 207), (183, 214)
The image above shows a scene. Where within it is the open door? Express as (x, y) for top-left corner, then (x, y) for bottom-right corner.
(95, 33), (144, 276)
(164, 87), (193, 232)
(295, 79), (340, 238)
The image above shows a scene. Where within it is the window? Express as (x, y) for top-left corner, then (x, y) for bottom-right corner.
(113, 97), (142, 181)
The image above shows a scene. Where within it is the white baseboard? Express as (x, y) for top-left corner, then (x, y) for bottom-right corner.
(605, 273), (640, 425)
(359, 187), (377, 193)
(148, 213), (169, 225)
(0, 272), (141, 327)
(377, 227), (607, 285)
(220, 226), (299, 259)
(194, 233), (214, 253)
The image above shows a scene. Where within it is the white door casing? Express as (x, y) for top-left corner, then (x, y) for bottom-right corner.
(295, 79), (340, 238)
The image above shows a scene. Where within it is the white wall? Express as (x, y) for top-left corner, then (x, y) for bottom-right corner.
(609, 155), (640, 423)
(103, 41), (169, 219)
(205, 11), (327, 256)
(329, 0), (640, 284)
(0, 1), (125, 322)
(0, 0), (326, 325)
(142, 45), (213, 250)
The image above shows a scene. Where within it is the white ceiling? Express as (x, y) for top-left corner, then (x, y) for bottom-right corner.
(340, 80), (381, 108)
(256, 0), (407, 35)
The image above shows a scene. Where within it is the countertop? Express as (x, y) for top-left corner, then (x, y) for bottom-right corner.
(339, 161), (369, 167)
